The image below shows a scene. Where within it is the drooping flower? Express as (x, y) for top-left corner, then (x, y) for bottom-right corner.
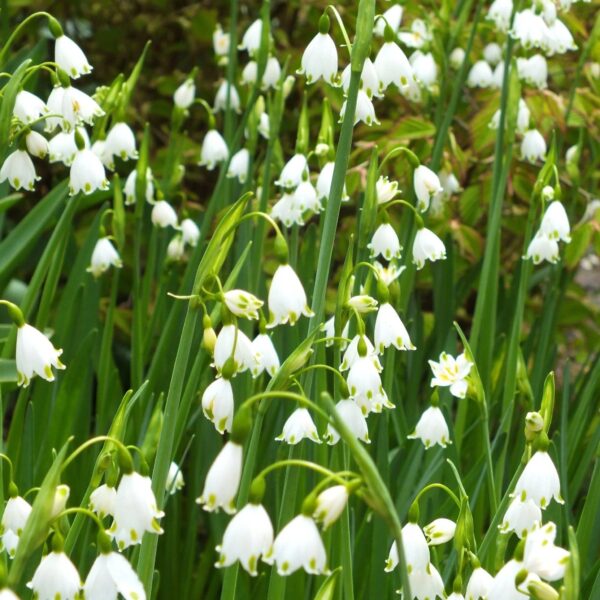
(213, 24), (231, 62)
(55, 35), (92, 78)
(373, 4), (403, 36)
(483, 42), (503, 66)
(199, 130), (229, 170)
(340, 334), (381, 372)
(340, 58), (381, 98)
(487, 559), (538, 600)
(0, 150), (39, 191)
(124, 167), (154, 205)
(539, 201), (571, 243)
(13, 90), (47, 124)
(347, 356), (392, 415)
(467, 60), (494, 88)
(521, 129), (547, 163)
(49, 130), (85, 166)
(201, 377), (234, 434)
(408, 565), (446, 600)
(223, 289), (263, 320)
(368, 223), (402, 260)
(25, 131), (49, 159)
(27, 551), (81, 600)
(408, 406), (451, 449)
(214, 81), (241, 113)
(180, 218), (200, 247)
(340, 90), (379, 126)
(525, 233), (559, 265)
(104, 122), (138, 164)
(69, 148), (109, 195)
(275, 154), (308, 189)
(423, 518), (456, 546)
(89, 484), (117, 518)
(60, 85), (104, 130)
(412, 228), (447, 269)
(487, 0), (513, 31)
(523, 521), (570, 582)
(410, 51), (438, 89)
(15, 323), (65, 387)
(271, 192), (305, 228)
(151, 201), (179, 229)
(173, 78), (195, 110)
(449, 47), (466, 69)
(429, 351), (473, 399)
(267, 264), (313, 327)
(465, 566), (494, 600)
(87, 237), (122, 278)
(166, 462), (185, 495)
(414, 165), (443, 212)
(239, 19), (263, 56)
(298, 23), (338, 86)
(385, 522), (430, 573)
(499, 496), (542, 538)
(213, 324), (259, 376)
(166, 235), (186, 262)
(398, 18), (432, 48)
(83, 551), (146, 600)
(252, 334), (280, 377)
(293, 181), (321, 213)
(275, 408), (321, 445)
(512, 449), (563, 509)
(314, 486), (349, 529)
(226, 148), (250, 183)
(324, 399), (370, 445)
(1, 494), (32, 558)
(374, 303), (415, 352)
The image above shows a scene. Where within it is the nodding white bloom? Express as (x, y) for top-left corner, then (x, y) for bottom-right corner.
(491, 62), (505, 88)
(239, 19), (263, 56)
(45, 86), (65, 132)
(513, 450), (563, 509)
(374, 4), (403, 36)
(61, 85), (104, 129)
(213, 324), (259, 375)
(546, 19), (576, 55)
(369, 223), (402, 260)
(216, 503), (273, 575)
(108, 472), (164, 549)
(151, 201), (178, 229)
(340, 90), (379, 126)
(340, 334), (381, 372)
(483, 42), (503, 66)
(83, 551), (145, 600)
(408, 405), (451, 449)
(104, 122), (138, 163)
(1, 495), (32, 558)
(180, 218), (200, 247)
(374, 42), (415, 93)
(516, 98), (531, 133)
(198, 441), (243, 514)
(91, 139), (113, 169)
(293, 181), (321, 213)
(202, 377), (234, 434)
(123, 167), (154, 205)
(27, 551), (81, 600)
(55, 35), (92, 78)
(410, 51), (438, 89)
(314, 486), (348, 529)
(408, 565), (446, 600)
(69, 148), (109, 195)
(166, 462), (184, 495)
(385, 522), (430, 572)
(258, 112), (270, 138)
(16, 323), (65, 387)
(213, 24), (231, 61)
(263, 514), (328, 575)
(347, 356), (391, 415)
(174, 78), (195, 109)
(241, 61), (259, 86)
(261, 57), (282, 90)
(13, 90), (47, 124)
(89, 484), (117, 518)
(299, 30), (338, 86)
(347, 294), (378, 314)
(276, 408), (321, 445)
(214, 81), (241, 113)
(525, 233), (559, 265)
(414, 165), (443, 212)
(424, 518), (456, 545)
(271, 192), (305, 228)
(199, 129), (228, 170)
(436, 169), (462, 203)
(521, 129), (546, 163)
(223, 289), (263, 320)
(252, 334), (280, 377)
(375, 260), (405, 286)
(398, 18), (432, 49)
(466, 566), (494, 600)
(275, 154), (308, 189)
(376, 175), (399, 204)
(524, 522), (570, 581)
(429, 351), (473, 399)
(0, 150), (39, 191)
(413, 228), (447, 269)
(467, 60), (494, 88)
(341, 58), (381, 98)
(375, 303), (415, 353)
(267, 264), (313, 327)
(315, 161), (349, 202)
(488, 559), (542, 600)
(487, 0), (513, 31)
(25, 131), (49, 159)
(321, 316), (350, 349)
(500, 497), (542, 538)
(227, 148), (250, 183)
(167, 235), (186, 262)
(510, 9), (549, 49)
(517, 55), (548, 89)
(540, 201), (571, 243)
(449, 47), (466, 69)
(324, 399), (370, 445)
(49, 129), (89, 166)
(87, 237), (122, 278)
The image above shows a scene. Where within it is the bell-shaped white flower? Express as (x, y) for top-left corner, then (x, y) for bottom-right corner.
(214, 81), (241, 113)
(487, 0), (513, 31)
(174, 78), (195, 109)
(413, 227), (447, 269)
(499, 496), (542, 538)
(347, 356), (392, 414)
(340, 90), (379, 126)
(424, 518), (456, 545)
(213, 324), (259, 376)
(517, 54), (548, 89)
(341, 58), (381, 98)
(271, 192), (305, 228)
(275, 154), (308, 189)
(299, 28), (338, 86)
(267, 264), (313, 327)
(398, 18), (432, 48)
(166, 462), (184, 495)
(28, 551), (81, 600)
(450, 47), (466, 69)
(216, 503), (273, 575)
(45, 86), (65, 133)
(227, 148), (250, 183)
(525, 233), (559, 265)
(483, 42), (503, 66)
(223, 289), (263, 320)
(410, 51), (438, 89)
(104, 122), (138, 164)
(414, 165), (443, 212)
(510, 9), (550, 49)
(61, 85), (104, 130)
(89, 484), (117, 518)
(252, 333), (280, 377)
(368, 224), (401, 260)
(263, 514), (328, 575)
(375, 303), (415, 352)
(198, 441), (243, 514)
(151, 200), (178, 229)
(166, 235), (186, 262)
(321, 316), (349, 349)
(124, 167), (154, 205)
(239, 19), (263, 56)
(51, 485), (70, 519)
(16, 323), (65, 387)
(213, 24), (231, 61)
(340, 334), (381, 372)
(540, 201), (570, 243)
(429, 351), (473, 399)
(546, 19), (576, 55)
(374, 4), (403, 36)
(1, 495), (32, 558)
(276, 408), (321, 445)
(408, 565), (445, 600)
(324, 399), (370, 445)
(87, 237), (122, 278)
(314, 486), (348, 529)
(0, 150), (39, 191)
(408, 405), (451, 448)
(69, 148), (109, 195)
(49, 129), (89, 166)
(293, 181), (321, 213)
(202, 377), (234, 434)
(467, 60), (494, 88)
(385, 522), (430, 572)
(13, 90), (47, 124)
(180, 218), (200, 247)
(513, 449), (563, 509)
(521, 129), (546, 163)
(108, 472), (164, 549)
(315, 161), (349, 201)
(376, 175), (399, 204)
(25, 131), (49, 159)
(55, 35), (92, 78)
(523, 521), (569, 582)
(241, 61), (259, 86)
(83, 551), (145, 600)
(199, 129), (228, 170)
(262, 57), (282, 89)
(466, 566), (494, 600)
(488, 559), (540, 600)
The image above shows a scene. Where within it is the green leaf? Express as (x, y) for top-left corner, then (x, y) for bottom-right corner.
(540, 371), (555, 432)
(564, 526), (580, 600)
(0, 358), (16, 382)
(0, 59), (31, 160)
(391, 117), (436, 141)
(314, 568), (341, 600)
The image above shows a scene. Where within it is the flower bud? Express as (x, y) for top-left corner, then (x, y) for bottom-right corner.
(525, 411), (544, 441)
(527, 580), (559, 600)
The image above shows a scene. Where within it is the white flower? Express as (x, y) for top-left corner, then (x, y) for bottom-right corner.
(314, 486), (348, 529)
(214, 81), (241, 113)
(1, 495), (32, 558)
(258, 112), (270, 139)
(491, 62), (505, 88)
(0, 150), (39, 191)
(49, 130), (88, 166)
(321, 316), (349, 349)
(199, 129), (228, 170)
(262, 57), (282, 89)
(174, 78), (195, 109)
(340, 334), (381, 372)
(429, 351), (473, 399)
(167, 235), (185, 262)
(540, 201), (570, 242)
(523, 522), (569, 581)
(267, 264), (313, 327)
(83, 552), (145, 600)
(16, 323), (65, 387)
(347, 357), (391, 414)
(180, 218), (200, 247)
(500, 496), (542, 538)
(424, 518), (456, 545)
(511, 9), (550, 49)
(252, 334), (280, 377)
(466, 566), (494, 600)
(398, 19), (432, 48)
(347, 295), (378, 314)
(201, 377), (234, 434)
(467, 60), (494, 88)
(488, 0), (513, 31)
(45, 86), (65, 133)
(546, 19), (576, 55)
(166, 462), (184, 495)
(374, 4), (403, 36)
(241, 61), (258, 86)
(518, 55), (548, 89)
(316, 161), (348, 201)
(25, 131), (49, 159)
(271, 192), (305, 228)
(340, 90), (379, 126)
(521, 129), (546, 163)
(275, 408), (321, 444)
(198, 441), (243, 514)
(13, 90), (47, 124)
(108, 472), (164, 549)
(374, 261), (405, 286)
(483, 42), (503, 66)
(223, 289), (263, 320)
(414, 165), (443, 212)
(525, 233), (559, 265)
(488, 559), (539, 600)
(151, 201), (178, 229)
(263, 514), (328, 575)
(213, 324), (259, 376)
(27, 551), (81, 600)
(239, 19), (263, 56)
(87, 237), (122, 278)
(376, 175), (399, 204)
(449, 47), (466, 69)
(213, 24), (230, 60)
(275, 154), (308, 189)
(375, 303), (415, 352)
(91, 140), (113, 169)
(55, 35), (92, 78)
(324, 399), (370, 445)
(104, 122), (138, 164)
(216, 503), (273, 575)
(341, 58), (381, 98)
(413, 228), (447, 269)
(61, 85), (104, 130)
(436, 169), (462, 202)
(513, 450), (563, 508)
(299, 32), (338, 85)
(293, 181), (321, 213)
(385, 522), (430, 572)
(408, 406), (451, 448)
(410, 51), (438, 89)
(69, 149), (109, 195)
(0, 588), (19, 600)
(408, 565), (446, 600)
(89, 484), (117, 518)
(51, 485), (70, 519)
(227, 148), (250, 183)
(123, 167), (154, 205)
(368, 224), (402, 260)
